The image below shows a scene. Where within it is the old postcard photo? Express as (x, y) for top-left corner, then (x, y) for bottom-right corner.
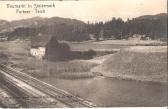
(0, 0), (167, 108)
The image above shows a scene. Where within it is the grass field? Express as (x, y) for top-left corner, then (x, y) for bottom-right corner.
(0, 40), (167, 82)
(0, 41), (98, 78)
(67, 40), (166, 51)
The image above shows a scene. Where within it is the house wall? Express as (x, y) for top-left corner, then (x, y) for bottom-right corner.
(30, 47), (45, 59)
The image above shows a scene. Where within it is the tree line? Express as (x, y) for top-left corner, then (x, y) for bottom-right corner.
(87, 16), (167, 41)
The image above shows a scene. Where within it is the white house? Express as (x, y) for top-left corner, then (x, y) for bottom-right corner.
(30, 47), (45, 59)
(0, 37), (8, 41)
(128, 34), (146, 40)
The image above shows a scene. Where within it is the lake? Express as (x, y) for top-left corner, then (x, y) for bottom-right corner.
(40, 76), (167, 107)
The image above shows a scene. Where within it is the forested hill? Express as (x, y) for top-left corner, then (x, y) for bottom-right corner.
(87, 13), (167, 40)
(0, 17), (89, 42)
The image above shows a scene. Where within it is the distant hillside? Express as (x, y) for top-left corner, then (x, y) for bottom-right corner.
(0, 20), (11, 33)
(0, 20), (8, 25)
(0, 17), (89, 43)
(0, 17), (86, 31)
(136, 13), (167, 20)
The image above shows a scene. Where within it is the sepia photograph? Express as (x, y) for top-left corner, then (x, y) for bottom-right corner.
(0, 0), (167, 108)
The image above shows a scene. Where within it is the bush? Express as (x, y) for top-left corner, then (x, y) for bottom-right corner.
(45, 37), (97, 61)
(45, 37), (71, 61)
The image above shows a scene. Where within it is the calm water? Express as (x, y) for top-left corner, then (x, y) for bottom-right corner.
(40, 77), (167, 107)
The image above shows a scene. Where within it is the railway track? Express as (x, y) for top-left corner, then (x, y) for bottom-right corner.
(0, 67), (69, 108)
(0, 64), (97, 108)
(0, 83), (21, 108)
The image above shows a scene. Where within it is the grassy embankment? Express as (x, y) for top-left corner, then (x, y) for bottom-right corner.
(92, 46), (167, 83)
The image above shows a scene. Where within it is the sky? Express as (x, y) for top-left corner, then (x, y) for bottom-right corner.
(0, 0), (167, 22)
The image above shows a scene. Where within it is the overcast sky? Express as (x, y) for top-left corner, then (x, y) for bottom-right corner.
(0, 0), (167, 22)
